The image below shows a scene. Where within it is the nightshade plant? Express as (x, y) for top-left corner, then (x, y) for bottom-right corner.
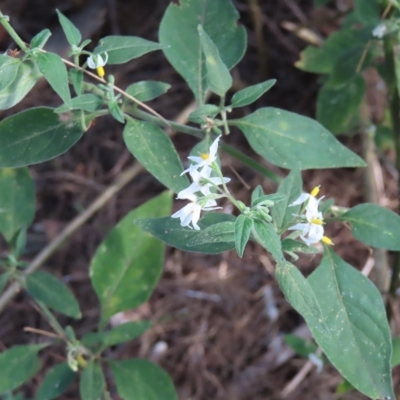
(0, 0), (398, 399)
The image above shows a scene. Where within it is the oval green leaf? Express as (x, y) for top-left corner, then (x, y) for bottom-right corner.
(341, 203), (400, 251)
(0, 168), (35, 243)
(198, 25), (232, 97)
(271, 168), (302, 231)
(0, 55), (20, 92)
(0, 344), (46, 393)
(36, 362), (76, 400)
(90, 192), (172, 324)
(252, 220), (283, 262)
(0, 107), (83, 168)
(159, 0), (246, 104)
(123, 118), (189, 193)
(56, 9), (82, 46)
(94, 36), (165, 64)
(25, 271), (81, 319)
(231, 79), (276, 108)
(276, 261), (329, 336)
(234, 107), (366, 169)
(79, 361), (105, 400)
(0, 61), (41, 110)
(187, 221), (235, 246)
(308, 249), (394, 400)
(125, 80), (171, 102)
(37, 52), (71, 106)
(135, 212), (236, 254)
(234, 215), (252, 258)
(110, 358), (178, 400)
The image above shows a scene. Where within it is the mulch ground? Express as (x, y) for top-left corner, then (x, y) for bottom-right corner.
(0, 0), (399, 399)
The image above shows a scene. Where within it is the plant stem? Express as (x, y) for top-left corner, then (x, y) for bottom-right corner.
(383, 35), (400, 297)
(0, 11), (28, 51)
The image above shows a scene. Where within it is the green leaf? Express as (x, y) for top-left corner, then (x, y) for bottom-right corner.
(36, 363), (76, 400)
(0, 272), (9, 294)
(296, 29), (372, 75)
(94, 36), (165, 64)
(30, 29), (52, 49)
(25, 271), (81, 319)
(0, 344), (46, 393)
(341, 203), (400, 251)
(251, 185), (264, 205)
(0, 55), (20, 92)
(271, 168), (302, 231)
(123, 118), (189, 193)
(234, 215), (252, 258)
(234, 107), (366, 169)
(308, 249), (394, 400)
(187, 221), (235, 246)
(231, 79), (276, 108)
(354, 0), (380, 25)
(70, 69), (83, 95)
(281, 238), (319, 254)
(82, 320), (151, 348)
(0, 61), (41, 110)
(275, 261), (329, 336)
(317, 76), (365, 134)
(55, 94), (103, 113)
(197, 25), (232, 97)
(125, 81), (171, 102)
(90, 192), (171, 324)
(56, 9), (82, 46)
(188, 104), (220, 124)
(37, 52), (71, 106)
(0, 168), (35, 243)
(135, 212), (236, 254)
(252, 220), (284, 262)
(110, 358), (178, 400)
(0, 107), (83, 168)
(79, 361), (105, 400)
(108, 100), (125, 123)
(251, 193), (286, 207)
(159, 0), (246, 104)
(392, 336), (400, 367)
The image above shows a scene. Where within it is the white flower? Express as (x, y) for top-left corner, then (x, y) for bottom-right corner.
(288, 186), (333, 246)
(177, 166), (230, 200)
(181, 135), (221, 175)
(171, 194), (220, 230)
(87, 52), (108, 78)
(87, 53), (108, 69)
(288, 195), (324, 245)
(372, 23), (387, 39)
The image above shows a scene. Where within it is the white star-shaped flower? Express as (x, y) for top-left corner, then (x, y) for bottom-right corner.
(177, 166), (230, 200)
(171, 194), (220, 230)
(181, 135), (221, 175)
(87, 52), (108, 78)
(372, 23), (387, 39)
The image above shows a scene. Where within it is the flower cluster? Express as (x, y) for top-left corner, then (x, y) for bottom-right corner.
(172, 136), (230, 230)
(288, 186), (332, 246)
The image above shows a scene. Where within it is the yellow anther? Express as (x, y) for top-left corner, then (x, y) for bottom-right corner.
(311, 218), (323, 225)
(321, 236), (333, 245)
(310, 186), (320, 197)
(96, 66), (105, 78)
(200, 153), (210, 160)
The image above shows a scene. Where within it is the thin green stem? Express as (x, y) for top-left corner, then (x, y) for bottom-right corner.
(0, 11), (28, 51)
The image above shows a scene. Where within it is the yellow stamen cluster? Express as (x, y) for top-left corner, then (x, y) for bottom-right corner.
(200, 153), (210, 160)
(311, 218), (323, 225)
(321, 236), (333, 245)
(96, 66), (105, 78)
(310, 186), (320, 197)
